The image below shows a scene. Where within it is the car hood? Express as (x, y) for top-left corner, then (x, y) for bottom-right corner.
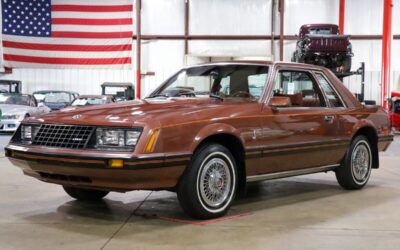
(26, 98), (257, 127)
(0, 104), (32, 114)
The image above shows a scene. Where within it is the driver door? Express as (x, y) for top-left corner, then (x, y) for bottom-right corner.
(247, 67), (343, 176)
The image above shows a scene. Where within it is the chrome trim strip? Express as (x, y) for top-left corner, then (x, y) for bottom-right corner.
(246, 164), (340, 182)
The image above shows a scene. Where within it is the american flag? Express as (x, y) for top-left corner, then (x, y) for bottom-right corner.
(1, 0), (133, 69)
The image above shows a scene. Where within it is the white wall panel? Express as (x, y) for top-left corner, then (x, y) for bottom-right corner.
(141, 40), (185, 96)
(345, 0), (383, 35)
(190, 0), (272, 35)
(0, 68), (134, 95)
(284, 0), (339, 35)
(142, 0), (184, 35)
(189, 40), (272, 58)
(393, 0), (400, 34)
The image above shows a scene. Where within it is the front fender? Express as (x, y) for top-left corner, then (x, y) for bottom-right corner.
(189, 123), (244, 152)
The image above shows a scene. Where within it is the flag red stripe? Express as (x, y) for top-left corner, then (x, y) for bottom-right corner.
(4, 54), (132, 65)
(3, 41), (132, 52)
(52, 5), (133, 12)
(52, 31), (133, 39)
(52, 18), (133, 25)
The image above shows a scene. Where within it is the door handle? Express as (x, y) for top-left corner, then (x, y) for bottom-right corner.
(324, 115), (335, 122)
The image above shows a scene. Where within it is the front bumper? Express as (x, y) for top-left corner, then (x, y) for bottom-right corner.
(0, 120), (20, 132)
(5, 146), (191, 192)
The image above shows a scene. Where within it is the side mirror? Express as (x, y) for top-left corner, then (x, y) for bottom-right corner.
(268, 96), (292, 109)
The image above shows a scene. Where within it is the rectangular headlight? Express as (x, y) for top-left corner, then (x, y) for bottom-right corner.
(21, 125), (32, 140)
(126, 131), (141, 146)
(21, 125), (40, 142)
(96, 128), (141, 148)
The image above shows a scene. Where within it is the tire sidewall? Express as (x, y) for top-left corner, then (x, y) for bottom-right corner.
(179, 143), (238, 218)
(195, 150), (236, 214)
(349, 138), (372, 186)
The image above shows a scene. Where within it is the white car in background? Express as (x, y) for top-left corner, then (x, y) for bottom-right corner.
(0, 93), (50, 132)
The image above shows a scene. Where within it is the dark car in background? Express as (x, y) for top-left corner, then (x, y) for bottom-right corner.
(33, 91), (79, 111)
(292, 24), (353, 73)
(0, 80), (22, 94)
(101, 82), (134, 102)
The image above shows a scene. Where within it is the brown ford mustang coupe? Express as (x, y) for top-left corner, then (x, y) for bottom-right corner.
(6, 62), (393, 219)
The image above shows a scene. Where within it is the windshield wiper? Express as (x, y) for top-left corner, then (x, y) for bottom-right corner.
(209, 93), (224, 101)
(146, 94), (169, 99)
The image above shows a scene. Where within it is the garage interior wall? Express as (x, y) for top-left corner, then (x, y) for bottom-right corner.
(0, 0), (398, 101)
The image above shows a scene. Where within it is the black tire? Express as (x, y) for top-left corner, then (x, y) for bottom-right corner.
(342, 56), (352, 73)
(63, 186), (109, 201)
(177, 143), (238, 219)
(335, 135), (373, 190)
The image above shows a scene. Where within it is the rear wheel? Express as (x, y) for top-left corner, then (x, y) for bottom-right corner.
(177, 143), (237, 219)
(63, 186), (109, 201)
(335, 135), (373, 190)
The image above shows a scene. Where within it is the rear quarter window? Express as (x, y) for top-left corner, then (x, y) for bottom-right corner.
(315, 73), (345, 108)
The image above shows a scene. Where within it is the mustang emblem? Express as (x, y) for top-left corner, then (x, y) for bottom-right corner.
(72, 115), (82, 120)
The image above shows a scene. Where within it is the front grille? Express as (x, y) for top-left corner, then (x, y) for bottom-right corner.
(32, 124), (95, 149)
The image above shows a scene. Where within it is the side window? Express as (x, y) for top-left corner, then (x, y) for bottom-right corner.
(315, 73), (344, 108)
(273, 70), (326, 107)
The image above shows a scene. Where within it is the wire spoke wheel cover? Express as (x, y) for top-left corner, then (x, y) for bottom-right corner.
(196, 152), (235, 213)
(351, 140), (372, 185)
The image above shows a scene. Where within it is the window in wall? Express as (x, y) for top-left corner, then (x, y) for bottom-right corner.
(315, 72), (344, 108)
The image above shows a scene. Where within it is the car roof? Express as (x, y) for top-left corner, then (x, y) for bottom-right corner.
(0, 93), (30, 96)
(33, 90), (78, 94)
(300, 24), (339, 29)
(101, 82), (133, 87)
(77, 95), (108, 99)
(392, 91), (400, 98)
(185, 60), (329, 72)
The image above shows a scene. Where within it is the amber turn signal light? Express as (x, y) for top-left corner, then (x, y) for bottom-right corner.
(144, 129), (159, 153)
(108, 159), (124, 168)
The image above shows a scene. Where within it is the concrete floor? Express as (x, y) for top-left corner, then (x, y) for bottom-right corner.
(0, 134), (399, 250)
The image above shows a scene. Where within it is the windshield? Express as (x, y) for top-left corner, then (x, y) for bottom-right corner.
(309, 28), (335, 35)
(72, 97), (107, 106)
(151, 65), (269, 100)
(0, 94), (30, 106)
(43, 92), (72, 103)
(33, 94), (46, 102)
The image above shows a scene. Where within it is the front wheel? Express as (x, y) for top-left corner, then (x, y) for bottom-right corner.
(63, 186), (109, 201)
(177, 143), (237, 219)
(335, 135), (373, 190)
